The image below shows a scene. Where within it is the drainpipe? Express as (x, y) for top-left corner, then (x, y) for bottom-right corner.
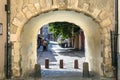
(5, 0), (11, 79)
(114, 0), (118, 79)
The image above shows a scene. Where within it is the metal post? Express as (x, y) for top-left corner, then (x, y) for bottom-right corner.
(74, 59), (79, 69)
(5, 0), (11, 78)
(45, 59), (49, 69)
(60, 59), (63, 69)
(114, 0), (118, 79)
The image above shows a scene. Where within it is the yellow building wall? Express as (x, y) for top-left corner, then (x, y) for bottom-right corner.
(0, 0), (7, 79)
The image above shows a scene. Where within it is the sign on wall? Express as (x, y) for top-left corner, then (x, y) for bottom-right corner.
(0, 23), (3, 35)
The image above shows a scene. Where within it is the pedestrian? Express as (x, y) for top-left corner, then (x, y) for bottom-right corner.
(43, 40), (47, 51)
(37, 35), (41, 49)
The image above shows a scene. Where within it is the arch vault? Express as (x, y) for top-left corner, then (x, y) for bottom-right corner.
(10, 0), (114, 78)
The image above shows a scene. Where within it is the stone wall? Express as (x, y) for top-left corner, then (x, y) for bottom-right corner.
(0, 0), (7, 79)
(10, 0), (114, 78)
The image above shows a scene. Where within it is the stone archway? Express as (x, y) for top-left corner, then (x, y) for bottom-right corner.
(21, 10), (101, 77)
(10, 0), (114, 78)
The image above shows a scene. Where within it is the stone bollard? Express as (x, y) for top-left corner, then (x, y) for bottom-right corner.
(74, 59), (79, 69)
(83, 62), (89, 77)
(45, 58), (49, 69)
(60, 59), (63, 68)
(34, 64), (41, 78)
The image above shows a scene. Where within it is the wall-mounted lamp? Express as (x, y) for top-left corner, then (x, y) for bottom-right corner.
(0, 23), (3, 35)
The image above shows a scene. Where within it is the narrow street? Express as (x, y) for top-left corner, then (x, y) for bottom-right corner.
(37, 41), (85, 79)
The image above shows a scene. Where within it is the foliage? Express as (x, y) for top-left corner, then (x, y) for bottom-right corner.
(49, 22), (80, 38)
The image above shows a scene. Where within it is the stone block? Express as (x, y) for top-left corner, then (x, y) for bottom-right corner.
(105, 33), (110, 40)
(104, 38), (110, 46)
(102, 28), (108, 34)
(22, 7), (33, 19)
(39, 0), (47, 8)
(12, 18), (23, 27)
(16, 11), (27, 24)
(104, 46), (111, 57)
(52, 0), (58, 8)
(57, 0), (67, 9)
(68, 0), (78, 8)
(92, 8), (101, 18)
(27, 4), (38, 14)
(99, 11), (109, 20)
(34, 3), (40, 11)
(100, 18), (112, 27)
(82, 3), (89, 11)
(10, 25), (18, 34)
(12, 61), (19, 68)
(12, 67), (20, 77)
(104, 58), (112, 66)
(13, 55), (20, 63)
(10, 34), (17, 41)
(14, 42), (20, 56)
(46, 0), (52, 7)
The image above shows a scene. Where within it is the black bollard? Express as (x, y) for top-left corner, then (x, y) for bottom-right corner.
(74, 59), (79, 69)
(60, 59), (64, 68)
(45, 58), (49, 69)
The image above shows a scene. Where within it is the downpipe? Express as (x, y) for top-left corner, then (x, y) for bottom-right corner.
(5, 0), (11, 79)
(114, 0), (118, 79)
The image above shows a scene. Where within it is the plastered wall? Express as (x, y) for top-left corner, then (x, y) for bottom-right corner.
(0, 0), (7, 79)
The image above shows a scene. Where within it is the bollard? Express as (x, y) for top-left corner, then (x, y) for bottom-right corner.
(45, 58), (49, 68)
(74, 59), (79, 69)
(34, 64), (41, 78)
(83, 62), (89, 77)
(60, 59), (63, 68)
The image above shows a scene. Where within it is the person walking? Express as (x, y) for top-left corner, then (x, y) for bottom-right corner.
(43, 39), (47, 51)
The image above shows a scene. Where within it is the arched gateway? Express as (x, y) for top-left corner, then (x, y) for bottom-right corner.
(10, 0), (114, 78)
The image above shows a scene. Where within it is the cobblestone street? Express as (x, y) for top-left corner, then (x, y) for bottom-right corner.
(37, 41), (85, 79)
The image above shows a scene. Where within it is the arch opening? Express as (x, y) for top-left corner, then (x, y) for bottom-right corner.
(20, 10), (101, 76)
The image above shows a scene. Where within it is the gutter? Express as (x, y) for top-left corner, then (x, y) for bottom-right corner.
(5, 0), (11, 79)
(114, 0), (118, 79)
